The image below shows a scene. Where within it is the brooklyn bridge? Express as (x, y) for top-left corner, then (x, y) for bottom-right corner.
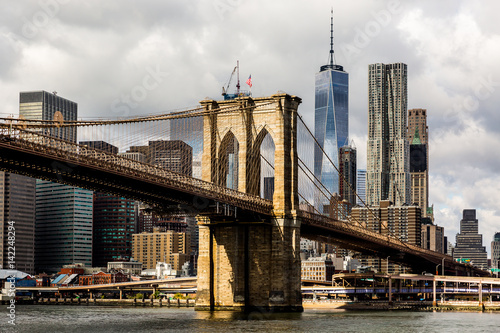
(0, 93), (487, 312)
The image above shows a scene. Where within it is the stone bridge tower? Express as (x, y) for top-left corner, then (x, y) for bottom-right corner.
(196, 93), (303, 312)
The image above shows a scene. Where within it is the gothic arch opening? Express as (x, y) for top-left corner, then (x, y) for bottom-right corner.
(249, 128), (275, 199)
(219, 131), (239, 190)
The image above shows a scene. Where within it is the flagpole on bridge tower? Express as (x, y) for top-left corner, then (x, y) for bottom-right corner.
(246, 74), (252, 96)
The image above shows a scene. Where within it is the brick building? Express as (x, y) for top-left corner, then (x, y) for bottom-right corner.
(132, 229), (190, 270)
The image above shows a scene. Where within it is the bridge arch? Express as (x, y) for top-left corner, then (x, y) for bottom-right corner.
(200, 94), (301, 212)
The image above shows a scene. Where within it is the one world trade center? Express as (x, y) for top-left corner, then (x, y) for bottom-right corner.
(313, 10), (349, 213)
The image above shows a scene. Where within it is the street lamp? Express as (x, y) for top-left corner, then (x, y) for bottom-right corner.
(386, 256), (390, 275)
(436, 264), (441, 275)
(442, 257), (445, 276)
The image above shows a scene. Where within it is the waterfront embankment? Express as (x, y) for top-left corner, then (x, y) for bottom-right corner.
(303, 300), (500, 311)
(4, 297), (194, 307)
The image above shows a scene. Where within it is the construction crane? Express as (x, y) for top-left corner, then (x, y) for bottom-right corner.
(222, 63), (238, 97)
(221, 61), (249, 100)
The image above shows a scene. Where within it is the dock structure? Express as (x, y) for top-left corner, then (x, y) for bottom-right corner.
(302, 273), (500, 306)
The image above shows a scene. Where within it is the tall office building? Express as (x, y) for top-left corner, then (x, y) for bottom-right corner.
(421, 219), (445, 253)
(491, 232), (500, 270)
(92, 192), (136, 267)
(19, 90), (77, 141)
(408, 109), (429, 216)
(0, 172), (36, 274)
(408, 108), (428, 144)
(314, 11), (349, 212)
(35, 184), (93, 272)
(20, 91), (94, 273)
(367, 63), (410, 206)
(356, 169), (366, 206)
(453, 209), (488, 270)
(80, 140), (137, 267)
(170, 117), (203, 179)
(128, 140), (193, 176)
(338, 145), (356, 207)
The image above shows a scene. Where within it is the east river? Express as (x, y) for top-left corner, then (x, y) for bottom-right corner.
(2, 305), (500, 332)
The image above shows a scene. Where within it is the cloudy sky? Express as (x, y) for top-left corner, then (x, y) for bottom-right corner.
(1, 0), (499, 253)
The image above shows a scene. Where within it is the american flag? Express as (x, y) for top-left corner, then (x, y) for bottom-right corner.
(246, 75), (252, 88)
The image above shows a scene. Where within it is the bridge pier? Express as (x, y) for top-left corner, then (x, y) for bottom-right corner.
(195, 216), (302, 312)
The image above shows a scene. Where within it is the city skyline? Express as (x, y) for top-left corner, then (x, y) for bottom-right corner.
(0, 1), (499, 251)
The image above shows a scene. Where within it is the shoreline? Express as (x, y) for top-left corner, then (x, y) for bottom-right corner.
(8, 298), (500, 312)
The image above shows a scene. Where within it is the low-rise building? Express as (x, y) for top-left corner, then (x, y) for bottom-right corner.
(107, 261), (143, 275)
(78, 271), (129, 285)
(301, 257), (335, 282)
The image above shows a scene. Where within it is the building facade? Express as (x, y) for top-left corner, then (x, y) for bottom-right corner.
(407, 108), (428, 144)
(35, 183), (93, 272)
(78, 271), (129, 286)
(19, 90), (77, 141)
(366, 63), (410, 206)
(118, 152), (146, 163)
(128, 140), (193, 176)
(301, 256), (335, 282)
(0, 172), (36, 274)
(132, 229), (190, 270)
(20, 91), (94, 274)
(408, 108), (429, 216)
(339, 145), (356, 207)
(351, 200), (421, 246)
(351, 200), (421, 274)
(107, 261), (143, 275)
(356, 169), (366, 206)
(421, 220), (445, 253)
(313, 13), (349, 212)
(92, 192), (136, 267)
(79, 141), (119, 154)
(453, 209), (488, 270)
(169, 117), (203, 179)
(492, 232), (500, 270)
(409, 141), (428, 213)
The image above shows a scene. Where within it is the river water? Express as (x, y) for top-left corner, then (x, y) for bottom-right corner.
(2, 305), (500, 332)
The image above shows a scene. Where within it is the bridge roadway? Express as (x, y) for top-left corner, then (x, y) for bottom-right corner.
(305, 273), (500, 294)
(16, 277), (198, 297)
(306, 273), (500, 305)
(0, 129), (488, 276)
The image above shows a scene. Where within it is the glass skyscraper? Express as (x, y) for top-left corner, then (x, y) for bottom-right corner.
(0, 172), (36, 274)
(314, 13), (349, 212)
(356, 169), (367, 206)
(20, 91), (94, 273)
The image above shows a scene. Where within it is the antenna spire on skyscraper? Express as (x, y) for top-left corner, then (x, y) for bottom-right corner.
(329, 7), (335, 67)
(320, 7), (343, 72)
